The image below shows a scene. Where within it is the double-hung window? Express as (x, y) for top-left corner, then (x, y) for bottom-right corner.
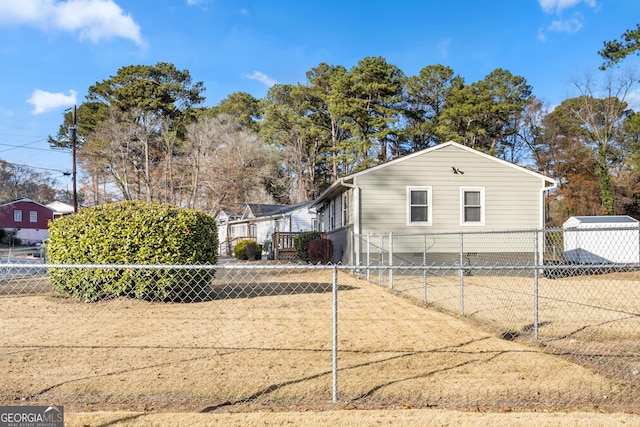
(407, 186), (432, 226)
(341, 192), (349, 227)
(460, 187), (485, 226)
(13, 209), (22, 223)
(30, 211), (38, 223)
(329, 200), (335, 231)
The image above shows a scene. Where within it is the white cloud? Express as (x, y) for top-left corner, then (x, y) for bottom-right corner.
(537, 27), (548, 42)
(538, 1), (591, 41)
(0, 0), (144, 46)
(538, 0), (597, 14)
(626, 87), (640, 111)
(437, 38), (452, 59)
(0, 0), (53, 23)
(27, 89), (77, 114)
(245, 71), (277, 87)
(547, 15), (584, 34)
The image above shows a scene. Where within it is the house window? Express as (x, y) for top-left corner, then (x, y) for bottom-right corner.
(230, 224), (246, 238)
(30, 211), (38, 223)
(407, 187), (432, 226)
(14, 210), (22, 222)
(341, 192), (349, 227)
(461, 187), (485, 226)
(329, 200), (335, 231)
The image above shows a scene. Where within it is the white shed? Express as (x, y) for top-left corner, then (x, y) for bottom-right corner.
(563, 215), (640, 263)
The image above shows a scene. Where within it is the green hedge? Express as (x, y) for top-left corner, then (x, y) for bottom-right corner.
(47, 201), (218, 302)
(233, 239), (262, 260)
(294, 231), (322, 263)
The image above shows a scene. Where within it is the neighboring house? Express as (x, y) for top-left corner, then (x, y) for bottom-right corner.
(0, 198), (55, 244)
(216, 202), (316, 257)
(215, 205), (246, 255)
(45, 201), (75, 218)
(312, 141), (557, 264)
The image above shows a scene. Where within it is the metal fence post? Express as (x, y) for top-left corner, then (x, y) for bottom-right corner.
(350, 233), (360, 271)
(379, 234), (384, 286)
(366, 233), (371, 282)
(332, 264), (338, 403)
(389, 232), (393, 289)
(423, 234), (427, 304)
(534, 229), (540, 339)
(459, 232), (465, 316)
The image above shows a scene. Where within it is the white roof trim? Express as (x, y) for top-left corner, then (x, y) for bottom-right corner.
(314, 141), (556, 204)
(0, 198), (54, 211)
(350, 141), (554, 182)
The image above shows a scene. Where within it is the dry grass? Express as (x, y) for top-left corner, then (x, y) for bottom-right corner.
(388, 271), (640, 338)
(1, 268), (638, 415)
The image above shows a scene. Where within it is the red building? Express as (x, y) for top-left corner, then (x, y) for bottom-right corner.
(0, 198), (55, 244)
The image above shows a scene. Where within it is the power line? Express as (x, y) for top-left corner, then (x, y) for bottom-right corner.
(3, 162), (71, 175)
(0, 140), (71, 154)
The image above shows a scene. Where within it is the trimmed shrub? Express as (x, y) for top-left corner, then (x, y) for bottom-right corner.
(233, 239), (262, 260)
(0, 228), (21, 245)
(308, 238), (333, 264)
(294, 231), (322, 263)
(3, 229), (21, 246)
(47, 201), (218, 302)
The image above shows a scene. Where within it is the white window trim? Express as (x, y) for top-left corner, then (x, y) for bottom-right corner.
(329, 199), (335, 231)
(406, 186), (432, 226)
(460, 187), (485, 226)
(341, 191), (349, 227)
(14, 209), (22, 222)
(30, 211), (38, 223)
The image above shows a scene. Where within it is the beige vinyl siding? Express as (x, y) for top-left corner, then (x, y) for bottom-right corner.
(356, 144), (545, 237)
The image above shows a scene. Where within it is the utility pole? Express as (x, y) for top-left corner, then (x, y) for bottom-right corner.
(69, 105), (78, 213)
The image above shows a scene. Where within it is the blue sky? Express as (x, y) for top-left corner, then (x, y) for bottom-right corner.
(1, 0), (640, 188)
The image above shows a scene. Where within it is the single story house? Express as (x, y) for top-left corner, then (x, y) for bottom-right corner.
(312, 141), (557, 264)
(0, 198), (55, 244)
(216, 202), (316, 257)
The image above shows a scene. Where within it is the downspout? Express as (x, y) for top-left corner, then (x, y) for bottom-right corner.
(535, 179), (558, 339)
(538, 178), (558, 265)
(540, 180), (558, 229)
(339, 178), (360, 265)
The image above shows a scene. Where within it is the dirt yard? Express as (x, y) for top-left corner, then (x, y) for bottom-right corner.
(64, 408), (640, 426)
(1, 267), (639, 426)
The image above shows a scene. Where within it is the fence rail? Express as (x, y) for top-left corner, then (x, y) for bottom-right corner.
(1, 227), (639, 413)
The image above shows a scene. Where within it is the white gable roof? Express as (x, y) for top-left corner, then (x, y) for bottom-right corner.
(0, 198), (54, 211)
(314, 141), (556, 205)
(351, 141), (553, 182)
(46, 201), (75, 215)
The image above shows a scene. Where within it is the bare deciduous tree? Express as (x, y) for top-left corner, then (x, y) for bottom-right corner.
(184, 115), (276, 213)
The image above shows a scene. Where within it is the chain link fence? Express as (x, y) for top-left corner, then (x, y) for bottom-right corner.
(1, 228), (639, 413)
